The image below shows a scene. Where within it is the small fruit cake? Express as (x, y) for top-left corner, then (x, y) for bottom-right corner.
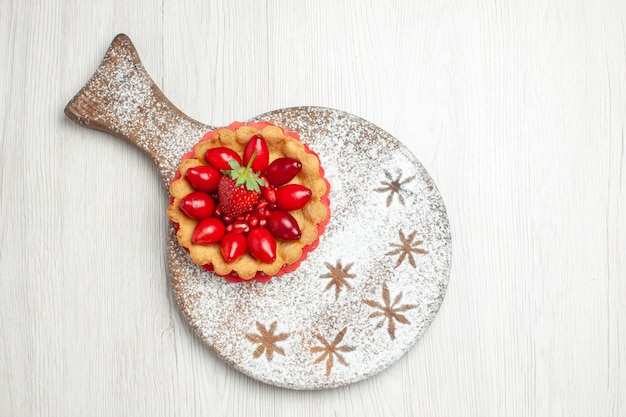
(168, 121), (330, 282)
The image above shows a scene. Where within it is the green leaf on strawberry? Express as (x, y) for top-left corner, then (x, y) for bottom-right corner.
(223, 153), (266, 192)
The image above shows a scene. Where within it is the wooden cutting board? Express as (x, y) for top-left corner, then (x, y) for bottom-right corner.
(65, 34), (452, 389)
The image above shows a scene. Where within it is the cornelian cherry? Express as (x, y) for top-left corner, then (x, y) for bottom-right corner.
(266, 158), (302, 186)
(220, 232), (247, 262)
(268, 210), (301, 240)
(180, 192), (215, 219)
(275, 184), (312, 211)
(192, 217), (225, 245)
(247, 228), (276, 263)
(243, 135), (269, 172)
(185, 166), (221, 193)
(205, 147), (242, 170)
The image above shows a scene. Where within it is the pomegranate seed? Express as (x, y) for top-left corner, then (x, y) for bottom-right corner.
(228, 221), (250, 234)
(259, 218), (267, 228)
(247, 214), (260, 228)
(263, 187), (276, 203)
(222, 215), (234, 225)
(257, 206), (270, 219)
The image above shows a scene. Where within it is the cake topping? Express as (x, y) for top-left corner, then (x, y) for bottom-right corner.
(267, 210), (302, 240)
(177, 134), (313, 265)
(179, 191), (216, 219)
(266, 157), (303, 186)
(275, 184), (312, 211)
(192, 217), (226, 245)
(205, 147), (243, 170)
(247, 228), (277, 263)
(220, 232), (247, 263)
(185, 165), (221, 193)
(243, 134), (270, 172)
(218, 152), (267, 218)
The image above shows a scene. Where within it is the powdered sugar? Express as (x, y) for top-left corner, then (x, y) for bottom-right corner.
(169, 107), (451, 389)
(65, 34), (211, 186)
(66, 35), (452, 390)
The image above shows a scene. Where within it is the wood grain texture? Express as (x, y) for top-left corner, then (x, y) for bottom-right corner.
(0, 0), (624, 415)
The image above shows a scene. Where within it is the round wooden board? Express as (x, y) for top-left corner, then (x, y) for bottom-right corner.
(65, 35), (451, 390)
(168, 107), (452, 389)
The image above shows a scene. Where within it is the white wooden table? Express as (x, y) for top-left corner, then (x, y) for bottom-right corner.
(1, 1), (624, 415)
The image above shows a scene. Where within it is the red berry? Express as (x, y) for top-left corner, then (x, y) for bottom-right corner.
(247, 214), (260, 228)
(180, 192), (215, 219)
(268, 210), (301, 240)
(257, 206), (270, 219)
(275, 184), (312, 211)
(226, 221), (250, 234)
(218, 175), (261, 218)
(205, 147), (242, 170)
(192, 217), (225, 245)
(263, 186), (276, 203)
(247, 228), (276, 263)
(243, 135), (269, 173)
(255, 200), (270, 218)
(185, 165), (221, 193)
(266, 158), (302, 186)
(217, 155), (267, 218)
(220, 232), (247, 262)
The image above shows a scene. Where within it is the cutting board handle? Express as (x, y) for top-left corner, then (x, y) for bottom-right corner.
(64, 34), (213, 183)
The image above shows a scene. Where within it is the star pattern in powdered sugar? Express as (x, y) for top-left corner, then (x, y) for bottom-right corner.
(245, 321), (290, 362)
(320, 261), (356, 299)
(374, 170), (415, 207)
(362, 283), (418, 340)
(311, 327), (356, 376)
(386, 230), (428, 268)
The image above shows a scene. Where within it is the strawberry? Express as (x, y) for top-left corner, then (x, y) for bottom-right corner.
(218, 153), (266, 218)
